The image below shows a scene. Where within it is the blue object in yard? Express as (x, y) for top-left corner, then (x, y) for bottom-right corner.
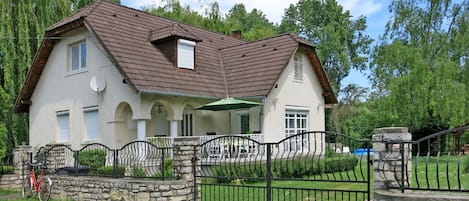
(354, 148), (374, 156)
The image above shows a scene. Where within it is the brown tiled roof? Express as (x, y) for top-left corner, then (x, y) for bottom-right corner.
(150, 24), (201, 42)
(14, 1), (336, 113)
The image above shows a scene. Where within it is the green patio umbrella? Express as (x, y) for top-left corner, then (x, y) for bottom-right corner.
(195, 98), (262, 111)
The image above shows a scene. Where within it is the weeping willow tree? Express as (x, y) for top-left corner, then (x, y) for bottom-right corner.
(0, 0), (120, 158)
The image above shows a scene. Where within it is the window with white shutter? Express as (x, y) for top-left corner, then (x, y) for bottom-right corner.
(84, 107), (99, 140)
(177, 39), (196, 69)
(56, 111), (70, 143)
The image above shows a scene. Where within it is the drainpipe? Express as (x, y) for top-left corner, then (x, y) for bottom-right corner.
(260, 97), (265, 133)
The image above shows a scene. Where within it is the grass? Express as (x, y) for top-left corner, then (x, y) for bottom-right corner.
(0, 189), (19, 196)
(201, 160), (373, 201)
(411, 155), (469, 190)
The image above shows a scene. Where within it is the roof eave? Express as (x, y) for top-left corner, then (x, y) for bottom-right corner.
(299, 44), (338, 104)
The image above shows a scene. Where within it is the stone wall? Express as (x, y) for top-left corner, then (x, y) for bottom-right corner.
(49, 137), (200, 201)
(51, 176), (192, 201)
(0, 174), (23, 189)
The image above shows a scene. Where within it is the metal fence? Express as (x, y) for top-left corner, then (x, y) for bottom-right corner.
(385, 125), (469, 193)
(194, 131), (372, 201)
(0, 153), (14, 175)
(36, 141), (175, 180)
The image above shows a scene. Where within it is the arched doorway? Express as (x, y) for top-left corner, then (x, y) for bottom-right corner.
(114, 102), (136, 147)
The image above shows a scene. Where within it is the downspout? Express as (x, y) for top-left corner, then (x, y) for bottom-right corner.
(218, 50), (230, 98)
(218, 50), (231, 133)
(260, 97), (265, 133)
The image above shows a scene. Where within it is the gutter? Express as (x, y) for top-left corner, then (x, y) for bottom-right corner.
(138, 89), (219, 100)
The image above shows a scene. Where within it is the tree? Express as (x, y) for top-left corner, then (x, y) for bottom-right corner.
(0, 0), (115, 155)
(279, 0), (372, 92)
(370, 0), (469, 132)
(225, 4), (277, 41)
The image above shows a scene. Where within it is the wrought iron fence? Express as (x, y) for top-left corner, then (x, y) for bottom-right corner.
(36, 141), (175, 180)
(385, 125), (469, 193)
(0, 153), (14, 175)
(195, 131), (372, 201)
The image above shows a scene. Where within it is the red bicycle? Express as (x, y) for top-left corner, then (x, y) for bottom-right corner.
(22, 162), (52, 201)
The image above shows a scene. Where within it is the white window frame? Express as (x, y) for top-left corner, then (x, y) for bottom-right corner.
(294, 55), (303, 80)
(83, 106), (99, 141)
(69, 40), (87, 71)
(177, 39), (196, 69)
(285, 110), (309, 152)
(56, 110), (70, 143)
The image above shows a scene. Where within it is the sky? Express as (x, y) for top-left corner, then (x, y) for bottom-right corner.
(121, 0), (393, 89)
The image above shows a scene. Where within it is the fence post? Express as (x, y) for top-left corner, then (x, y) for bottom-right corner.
(266, 143), (272, 201)
(13, 145), (32, 176)
(173, 137), (201, 201)
(372, 127), (412, 193)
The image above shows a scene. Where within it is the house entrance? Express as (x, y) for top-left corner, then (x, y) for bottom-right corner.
(193, 131), (371, 201)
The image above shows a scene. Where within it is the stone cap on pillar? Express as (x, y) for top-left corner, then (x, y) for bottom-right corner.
(372, 127), (411, 142)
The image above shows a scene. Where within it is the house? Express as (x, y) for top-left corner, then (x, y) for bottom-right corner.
(14, 1), (337, 150)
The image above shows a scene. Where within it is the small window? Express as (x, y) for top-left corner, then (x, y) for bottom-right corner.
(84, 107), (99, 140)
(294, 55), (303, 80)
(177, 39), (196, 69)
(57, 111), (70, 142)
(70, 41), (87, 71)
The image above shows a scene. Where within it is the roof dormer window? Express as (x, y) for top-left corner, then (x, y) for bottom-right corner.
(177, 39), (196, 69)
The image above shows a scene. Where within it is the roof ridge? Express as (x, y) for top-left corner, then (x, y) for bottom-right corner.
(97, 1), (245, 44)
(46, 0), (102, 31)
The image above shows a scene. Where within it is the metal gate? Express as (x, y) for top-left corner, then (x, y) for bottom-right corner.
(193, 131), (371, 201)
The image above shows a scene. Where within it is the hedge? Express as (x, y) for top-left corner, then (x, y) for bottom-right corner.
(212, 156), (359, 183)
(78, 149), (107, 171)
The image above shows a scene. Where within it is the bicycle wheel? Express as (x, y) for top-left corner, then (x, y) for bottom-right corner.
(37, 176), (52, 201)
(21, 176), (33, 198)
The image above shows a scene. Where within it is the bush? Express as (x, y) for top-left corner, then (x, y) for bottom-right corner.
(212, 156), (359, 184)
(0, 165), (13, 174)
(152, 159), (173, 179)
(79, 150), (107, 171)
(96, 166), (125, 177)
(131, 166), (146, 177)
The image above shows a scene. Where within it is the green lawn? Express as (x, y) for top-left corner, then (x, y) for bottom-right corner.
(201, 160), (373, 201)
(412, 155), (469, 190)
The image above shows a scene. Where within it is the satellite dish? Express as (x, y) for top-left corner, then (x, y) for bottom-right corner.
(89, 76), (106, 93)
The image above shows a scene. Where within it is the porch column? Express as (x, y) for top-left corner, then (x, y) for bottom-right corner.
(170, 120), (178, 138)
(137, 120), (146, 141)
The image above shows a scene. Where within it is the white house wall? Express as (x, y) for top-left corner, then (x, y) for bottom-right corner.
(262, 51), (326, 143)
(29, 29), (139, 149)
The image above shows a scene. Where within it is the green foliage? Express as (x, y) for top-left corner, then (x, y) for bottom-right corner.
(370, 0), (469, 131)
(96, 166), (125, 177)
(212, 156), (358, 184)
(152, 159), (173, 179)
(0, 165), (14, 174)
(131, 166), (146, 177)
(78, 150), (107, 171)
(145, 1), (279, 42)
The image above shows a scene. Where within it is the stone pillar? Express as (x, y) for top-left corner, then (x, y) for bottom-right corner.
(372, 127), (412, 192)
(173, 137), (201, 201)
(13, 145), (32, 176)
